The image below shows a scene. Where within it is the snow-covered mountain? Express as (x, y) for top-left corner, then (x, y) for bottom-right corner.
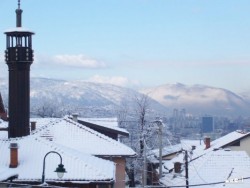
(140, 83), (250, 116)
(0, 77), (168, 117)
(0, 78), (249, 117)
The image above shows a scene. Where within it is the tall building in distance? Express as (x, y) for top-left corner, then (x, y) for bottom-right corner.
(4, 0), (34, 138)
(202, 116), (214, 133)
(172, 108), (187, 131)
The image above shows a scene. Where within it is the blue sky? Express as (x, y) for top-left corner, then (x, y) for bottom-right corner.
(0, 0), (250, 93)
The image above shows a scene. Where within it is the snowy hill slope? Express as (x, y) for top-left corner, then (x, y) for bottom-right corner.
(0, 78), (168, 117)
(0, 78), (249, 117)
(140, 83), (250, 116)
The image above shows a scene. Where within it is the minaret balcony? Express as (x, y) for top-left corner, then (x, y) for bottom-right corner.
(5, 47), (34, 62)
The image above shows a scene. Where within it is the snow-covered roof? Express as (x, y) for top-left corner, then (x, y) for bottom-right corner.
(77, 117), (129, 136)
(147, 144), (182, 164)
(149, 140), (204, 165)
(161, 150), (250, 188)
(0, 116), (137, 184)
(210, 130), (250, 149)
(149, 144), (182, 160)
(161, 131), (250, 187)
(32, 117), (136, 157)
(180, 139), (205, 149)
(163, 131), (250, 170)
(0, 135), (115, 183)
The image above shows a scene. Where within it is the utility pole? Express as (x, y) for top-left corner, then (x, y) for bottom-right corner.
(158, 121), (163, 178)
(184, 150), (189, 188)
(143, 137), (147, 187)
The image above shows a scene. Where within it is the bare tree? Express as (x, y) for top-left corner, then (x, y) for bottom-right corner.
(117, 93), (166, 187)
(120, 94), (153, 186)
(134, 94), (150, 157)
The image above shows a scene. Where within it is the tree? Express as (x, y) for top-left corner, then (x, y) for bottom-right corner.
(117, 93), (153, 186)
(116, 93), (171, 186)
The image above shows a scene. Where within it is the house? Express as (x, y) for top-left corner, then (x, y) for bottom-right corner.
(147, 140), (204, 185)
(158, 130), (250, 187)
(161, 149), (250, 187)
(147, 144), (182, 185)
(0, 116), (136, 188)
(148, 144), (182, 162)
(209, 130), (250, 156)
(31, 116), (136, 188)
(0, 135), (115, 188)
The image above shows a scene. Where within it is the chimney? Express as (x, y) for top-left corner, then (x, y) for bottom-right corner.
(72, 113), (78, 122)
(30, 121), (36, 131)
(9, 143), (18, 168)
(174, 162), (181, 173)
(204, 137), (211, 149)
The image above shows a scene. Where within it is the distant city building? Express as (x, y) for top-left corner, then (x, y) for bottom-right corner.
(202, 116), (214, 133)
(172, 108), (186, 130)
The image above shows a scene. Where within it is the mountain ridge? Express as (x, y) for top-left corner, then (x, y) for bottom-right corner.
(0, 77), (249, 117)
(140, 83), (250, 116)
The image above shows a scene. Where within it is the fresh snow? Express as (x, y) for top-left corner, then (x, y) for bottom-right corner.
(78, 117), (129, 134)
(0, 116), (137, 183)
(32, 117), (135, 157)
(0, 135), (115, 182)
(161, 150), (250, 188)
(161, 131), (250, 188)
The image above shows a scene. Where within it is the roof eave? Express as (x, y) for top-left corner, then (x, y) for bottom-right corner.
(78, 119), (129, 137)
(220, 133), (250, 148)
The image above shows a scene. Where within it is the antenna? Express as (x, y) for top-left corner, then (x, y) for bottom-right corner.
(18, 0), (21, 9)
(16, 0), (22, 27)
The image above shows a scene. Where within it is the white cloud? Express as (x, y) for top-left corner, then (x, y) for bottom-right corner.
(87, 75), (140, 87)
(52, 54), (106, 68)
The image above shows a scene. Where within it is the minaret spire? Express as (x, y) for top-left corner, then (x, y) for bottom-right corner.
(16, 0), (22, 27)
(4, 0), (34, 138)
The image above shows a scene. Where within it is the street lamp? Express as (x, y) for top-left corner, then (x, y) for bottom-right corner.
(41, 151), (67, 185)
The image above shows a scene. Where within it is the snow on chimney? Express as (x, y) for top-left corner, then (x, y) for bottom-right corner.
(204, 137), (211, 149)
(72, 113), (78, 122)
(30, 121), (36, 131)
(9, 143), (18, 168)
(174, 162), (181, 173)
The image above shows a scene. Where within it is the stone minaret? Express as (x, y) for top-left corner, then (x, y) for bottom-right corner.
(4, 0), (34, 138)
